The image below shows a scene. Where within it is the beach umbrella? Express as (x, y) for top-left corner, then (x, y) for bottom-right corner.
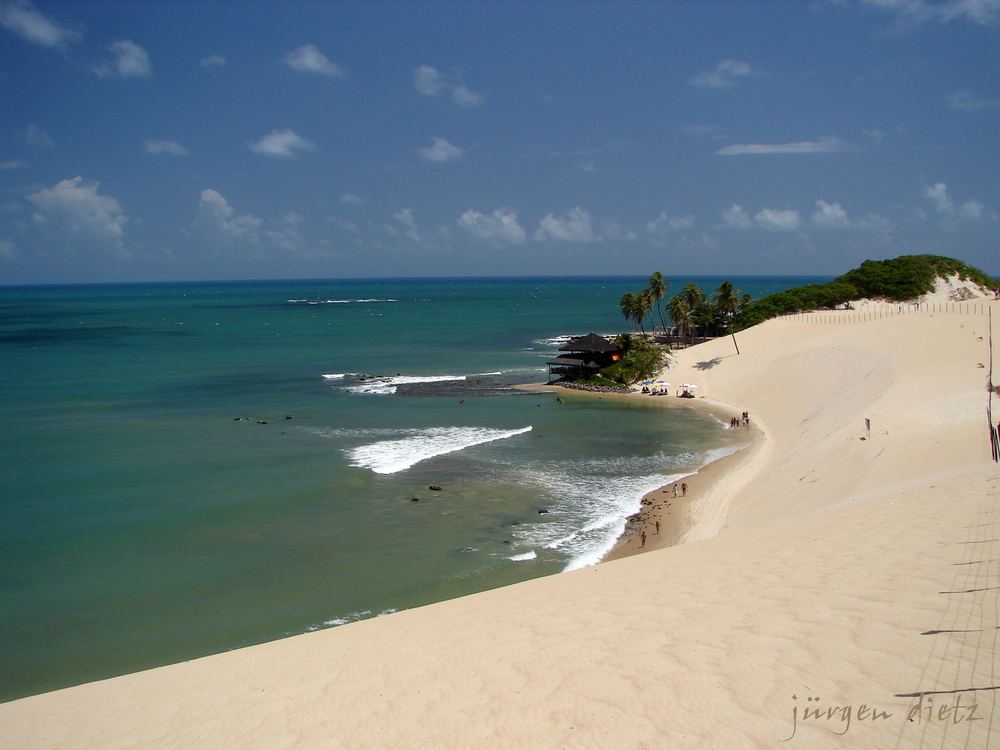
(681, 383), (699, 389)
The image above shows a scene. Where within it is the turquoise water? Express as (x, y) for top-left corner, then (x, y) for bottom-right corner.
(0, 276), (819, 700)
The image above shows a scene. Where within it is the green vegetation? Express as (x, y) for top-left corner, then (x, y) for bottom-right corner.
(599, 335), (667, 385)
(734, 254), (998, 330)
(619, 273), (754, 344)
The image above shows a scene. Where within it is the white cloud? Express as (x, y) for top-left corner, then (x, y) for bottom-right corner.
(717, 136), (851, 155)
(947, 89), (999, 111)
(958, 199), (983, 219)
(924, 182), (954, 213)
(863, 128), (885, 144)
(811, 200), (893, 232)
(646, 211), (696, 234)
(249, 129), (316, 158)
(922, 182), (982, 221)
(392, 208), (421, 242)
(143, 139), (188, 156)
(450, 85), (482, 108)
(534, 207), (601, 242)
(414, 65), (444, 96)
(457, 208), (526, 244)
(690, 59), (754, 89)
(95, 40), (152, 78)
(860, 0), (1000, 27)
(339, 193), (363, 205)
(0, 159), (28, 170)
(413, 64), (483, 107)
(722, 204), (801, 231)
(812, 200), (851, 228)
(722, 204), (753, 229)
(27, 176), (128, 256)
(25, 124), (54, 147)
(200, 54), (226, 68)
(284, 44), (345, 77)
(419, 136), (463, 162)
(754, 208), (801, 232)
(192, 188), (261, 242)
(0, 0), (79, 48)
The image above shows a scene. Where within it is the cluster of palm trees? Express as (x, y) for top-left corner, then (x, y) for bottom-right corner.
(620, 275), (751, 348)
(618, 272), (667, 336)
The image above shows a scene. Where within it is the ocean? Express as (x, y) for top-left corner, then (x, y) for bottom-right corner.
(0, 275), (822, 700)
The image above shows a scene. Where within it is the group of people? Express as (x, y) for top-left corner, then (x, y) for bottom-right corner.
(729, 410), (751, 429)
(638, 481), (688, 548)
(640, 385), (668, 395)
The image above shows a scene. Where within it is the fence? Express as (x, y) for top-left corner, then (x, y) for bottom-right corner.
(782, 301), (994, 324)
(781, 302), (999, 462)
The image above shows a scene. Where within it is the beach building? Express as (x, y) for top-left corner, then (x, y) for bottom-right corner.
(546, 332), (621, 381)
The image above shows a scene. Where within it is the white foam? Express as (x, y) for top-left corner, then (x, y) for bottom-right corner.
(287, 298), (398, 305)
(346, 374), (467, 395)
(699, 443), (747, 465)
(534, 335), (574, 346)
(322, 373), (348, 380)
(305, 606), (398, 633)
(534, 333), (616, 347)
(346, 426), (533, 474)
(509, 551), (537, 562)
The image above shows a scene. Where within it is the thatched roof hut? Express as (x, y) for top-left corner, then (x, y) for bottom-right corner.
(547, 333), (620, 381)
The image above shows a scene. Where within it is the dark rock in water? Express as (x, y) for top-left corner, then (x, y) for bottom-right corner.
(258, 420), (268, 425)
(234, 417), (241, 421)
(429, 485), (442, 491)
(411, 497), (420, 502)
(502, 540), (511, 544)
(538, 508), (549, 515)
(285, 415), (292, 420)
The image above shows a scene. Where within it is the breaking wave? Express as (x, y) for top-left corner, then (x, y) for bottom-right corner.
(346, 426), (533, 474)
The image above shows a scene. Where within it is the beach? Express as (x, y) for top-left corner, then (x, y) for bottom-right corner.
(2, 298), (998, 748)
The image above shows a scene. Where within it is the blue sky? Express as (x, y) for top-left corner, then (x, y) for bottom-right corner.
(1, 0), (997, 283)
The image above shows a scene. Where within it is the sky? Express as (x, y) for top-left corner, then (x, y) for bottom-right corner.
(0, 0), (998, 284)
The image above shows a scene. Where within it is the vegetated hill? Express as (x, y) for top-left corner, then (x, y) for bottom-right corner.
(734, 255), (998, 330)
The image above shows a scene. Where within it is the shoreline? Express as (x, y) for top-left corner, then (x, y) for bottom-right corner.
(3, 301), (997, 747)
(515, 381), (759, 562)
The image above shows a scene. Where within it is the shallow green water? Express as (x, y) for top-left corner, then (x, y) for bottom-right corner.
(0, 276), (815, 700)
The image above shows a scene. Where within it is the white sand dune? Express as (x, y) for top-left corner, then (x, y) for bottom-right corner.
(2, 298), (998, 749)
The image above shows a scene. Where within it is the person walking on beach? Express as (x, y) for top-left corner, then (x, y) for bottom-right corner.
(640, 531), (646, 548)
(655, 520), (660, 535)
(672, 483), (678, 497)
(681, 482), (687, 497)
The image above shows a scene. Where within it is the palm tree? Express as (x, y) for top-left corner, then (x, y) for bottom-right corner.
(714, 280), (741, 354)
(667, 295), (693, 344)
(681, 282), (706, 309)
(679, 282), (707, 340)
(619, 292), (646, 334)
(646, 271), (668, 334)
(638, 289), (653, 336)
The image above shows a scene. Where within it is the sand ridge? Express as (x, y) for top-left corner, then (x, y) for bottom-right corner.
(2, 300), (998, 749)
